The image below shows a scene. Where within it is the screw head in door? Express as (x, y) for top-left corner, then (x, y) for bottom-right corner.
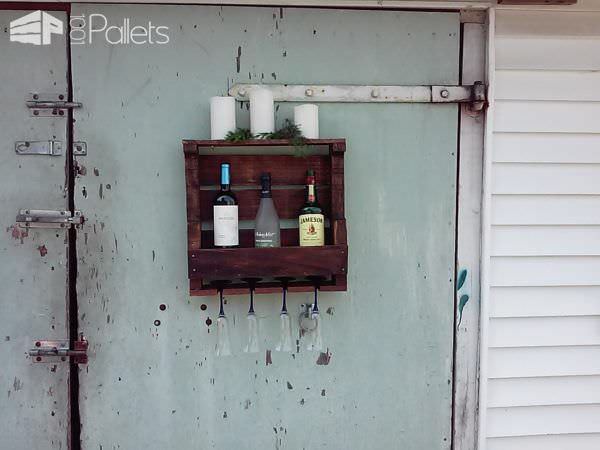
(305, 88), (314, 97)
(371, 88), (380, 98)
(440, 89), (450, 99)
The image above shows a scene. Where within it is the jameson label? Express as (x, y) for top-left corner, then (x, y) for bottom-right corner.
(214, 205), (238, 246)
(299, 213), (324, 246)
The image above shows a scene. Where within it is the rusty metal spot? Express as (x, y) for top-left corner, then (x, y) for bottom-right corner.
(286, 381), (293, 390)
(265, 349), (272, 366)
(8, 225), (28, 243)
(321, 389), (326, 396)
(154, 319), (161, 326)
(316, 349), (332, 366)
(37, 245), (48, 257)
(326, 307), (334, 316)
(159, 304), (166, 311)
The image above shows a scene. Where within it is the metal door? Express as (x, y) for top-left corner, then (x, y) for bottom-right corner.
(0, 8), (71, 450)
(72, 6), (459, 449)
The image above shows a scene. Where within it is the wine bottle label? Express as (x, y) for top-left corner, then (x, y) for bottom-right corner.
(255, 231), (277, 247)
(214, 205), (239, 246)
(299, 213), (324, 246)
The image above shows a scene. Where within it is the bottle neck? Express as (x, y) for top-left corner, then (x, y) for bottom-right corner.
(221, 165), (231, 191)
(306, 183), (316, 204)
(261, 178), (272, 198)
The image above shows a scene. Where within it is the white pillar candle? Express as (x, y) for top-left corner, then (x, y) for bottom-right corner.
(249, 88), (275, 135)
(294, 104), (319, 139)
(210, 96), (236, 140)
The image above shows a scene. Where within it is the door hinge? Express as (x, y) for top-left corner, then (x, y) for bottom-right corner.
(29, 337), (88, 364)
(229, 82), (488, 110)
(27, 93), (82, 117)
(16, 209), (84, 229)
(15, 140), (63, 156)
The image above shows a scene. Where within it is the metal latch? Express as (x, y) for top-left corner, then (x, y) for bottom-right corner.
(15, 140), (62, 156)
(229, 82), (488, 111)
(16, 209), (84, 229)
(29, 337), (88, 364)
(27, 93), (82, 117)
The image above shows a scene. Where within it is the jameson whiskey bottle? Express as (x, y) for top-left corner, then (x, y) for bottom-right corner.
(299, 169), (324, 246)
(213, 163), (239, 247)
(254, 173), (281, 247)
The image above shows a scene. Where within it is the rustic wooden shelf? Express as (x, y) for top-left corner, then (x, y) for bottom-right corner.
(183, 138), (347, 296)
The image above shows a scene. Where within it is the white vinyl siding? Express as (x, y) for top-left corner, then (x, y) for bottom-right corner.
(481, 7), (600, 450)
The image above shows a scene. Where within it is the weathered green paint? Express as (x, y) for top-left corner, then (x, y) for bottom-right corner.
(0, 10), (70, 449)
(72, 6), (458, 449)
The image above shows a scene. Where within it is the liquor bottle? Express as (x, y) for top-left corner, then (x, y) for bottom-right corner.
(299, 169), (324, 246)
(254, 173), (281, 247)
(213, 163), (238, 247)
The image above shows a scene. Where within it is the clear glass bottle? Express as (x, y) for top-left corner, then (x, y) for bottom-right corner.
(254, 173), (280, 247)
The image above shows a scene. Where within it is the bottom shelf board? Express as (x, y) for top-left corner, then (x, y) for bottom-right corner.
(189, 280), (347, 297)
(188, 244), (348, 280)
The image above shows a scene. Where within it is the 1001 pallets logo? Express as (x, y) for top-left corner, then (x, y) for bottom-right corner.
(9, 10), (170, 46)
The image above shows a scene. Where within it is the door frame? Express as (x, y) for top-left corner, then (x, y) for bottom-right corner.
(5, 2), (489, 449)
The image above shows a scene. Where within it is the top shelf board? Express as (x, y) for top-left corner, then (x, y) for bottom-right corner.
(183, 138), (346, 152)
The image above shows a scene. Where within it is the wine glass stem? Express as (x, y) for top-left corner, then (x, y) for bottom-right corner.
(281, 286), (287, 314)
(218, 288), (225, 317)
(313, 285), (319, 313)
(248, 287), (255, 314)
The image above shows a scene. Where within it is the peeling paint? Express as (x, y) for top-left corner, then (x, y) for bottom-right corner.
(8, 225), (28, 244)
(316, 349), (332, 365)
(235, 46), (241, 73)
(265, 349), (272, 366)
(37, 245), (48, 257)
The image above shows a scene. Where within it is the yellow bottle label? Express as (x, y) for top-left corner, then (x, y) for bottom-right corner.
(299, 213), (324, 246)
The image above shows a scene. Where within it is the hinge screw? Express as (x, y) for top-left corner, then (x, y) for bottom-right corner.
(440, 89), (450, 99)
(305, 88), (314, 97)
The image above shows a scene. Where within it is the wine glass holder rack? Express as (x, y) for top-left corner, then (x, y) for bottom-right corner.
(183, 138), (348, 296)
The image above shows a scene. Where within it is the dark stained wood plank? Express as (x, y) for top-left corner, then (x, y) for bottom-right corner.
(199, 187), (331, 220)
(183, 138), (346, 151)
(197, 155), (330, 186)
(201, 228), (299, 248)
(188, 245), (347, 280)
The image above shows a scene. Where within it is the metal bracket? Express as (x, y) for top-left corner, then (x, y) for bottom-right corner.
(73, 141), (87, 156)
(29, 337), (88, 364)
(15, 140), (62, 156)
(27, 93), (82, 117)
(229, 82), (487, 110)
(16, 209), (84, 229)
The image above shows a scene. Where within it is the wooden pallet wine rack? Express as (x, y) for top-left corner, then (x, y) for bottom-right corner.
(183, 138), (348, 296)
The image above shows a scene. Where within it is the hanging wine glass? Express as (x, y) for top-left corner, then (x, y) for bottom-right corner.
(275, 277), (293, 352)
(242, 278), (261, 353)
(306, 277), (324, 352)
(215, 284), (232, 357)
